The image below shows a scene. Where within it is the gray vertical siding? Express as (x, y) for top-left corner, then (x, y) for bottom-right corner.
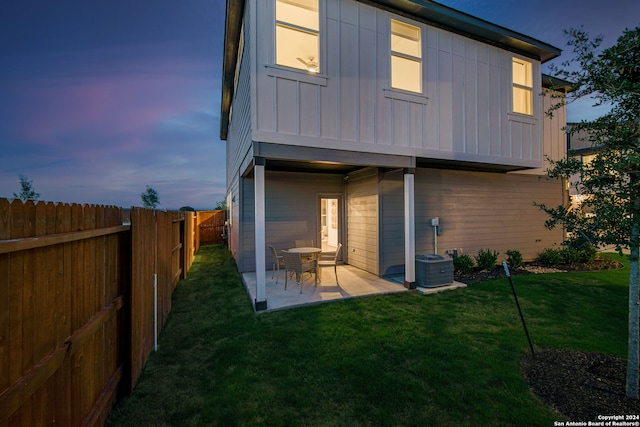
(226, 4), (252, 186)
(346, 168), (379, 274)
(517, 89), (568, 175)
(225, 4), (253, 269)
(250, 0), (545, 169)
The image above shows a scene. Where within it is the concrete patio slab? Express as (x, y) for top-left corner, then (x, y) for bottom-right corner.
(241, 264), (467, 312)
(242, 265), (405, 312)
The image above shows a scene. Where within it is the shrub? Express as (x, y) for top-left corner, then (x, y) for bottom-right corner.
(560, 244), (598, 265)
(453, 254), (475, 275)
(475, 248), (499, 271)
(537, 248), (563, 267)
(563, 236), (599, 264)
(560, 246), (582, 265)
(579, 245), (598, 263)
(506, 249), (524, 269)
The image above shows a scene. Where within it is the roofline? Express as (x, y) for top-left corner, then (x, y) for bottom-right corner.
(542, 74), (576, 92)
(363, 0), (561, 63)
(220, 0), (563, 140)
(568, 146), (607, 156)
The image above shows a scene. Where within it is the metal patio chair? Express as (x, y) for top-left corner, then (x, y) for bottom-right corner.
(282, 250), (317, 293)
(318, 243), (342, 285)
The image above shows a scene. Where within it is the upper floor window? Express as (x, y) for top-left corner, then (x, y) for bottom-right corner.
(276, 0), (319, 73)
(391, 19), (421, 93)
(512, 58), (533, 115)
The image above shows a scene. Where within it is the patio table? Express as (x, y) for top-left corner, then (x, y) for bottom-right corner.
(288, 247), (322, 282)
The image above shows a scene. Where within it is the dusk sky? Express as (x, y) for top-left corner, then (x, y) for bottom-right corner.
(0, 0), (638, 209)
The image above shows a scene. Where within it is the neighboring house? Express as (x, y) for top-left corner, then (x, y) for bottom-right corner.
(566, 124), (605, 214)
(220, 0), (570, 310)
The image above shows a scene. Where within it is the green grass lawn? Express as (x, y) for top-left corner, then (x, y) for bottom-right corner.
(106, 245), (630, 426)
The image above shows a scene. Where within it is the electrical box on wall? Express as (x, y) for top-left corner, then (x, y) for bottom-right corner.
(445, 249), (461, 257)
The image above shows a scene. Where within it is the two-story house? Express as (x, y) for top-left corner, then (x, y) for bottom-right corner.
(220, 0), (570, 310)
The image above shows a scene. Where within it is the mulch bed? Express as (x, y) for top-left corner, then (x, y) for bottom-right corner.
(521, 349), (640, 421)
(456, 256), (638, 421)
(454, 257), (622, 285)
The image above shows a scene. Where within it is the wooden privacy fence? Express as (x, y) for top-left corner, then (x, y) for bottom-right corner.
(129, 208), (195, 388)
(195, 210), (226, 248)
(0, 199), (195, 426)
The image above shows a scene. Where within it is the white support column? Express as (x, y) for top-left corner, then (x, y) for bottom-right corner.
(254, 157), (267, 310)
(404, 169), (416, 289)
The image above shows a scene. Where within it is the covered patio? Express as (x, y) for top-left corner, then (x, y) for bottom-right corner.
(242, 264), (466, 312)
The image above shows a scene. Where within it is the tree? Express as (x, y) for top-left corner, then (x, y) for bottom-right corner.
(215, 198), (227, 211)
(13, 175), (40, 201)
(140, 185), (160, 209)
(538, 26), (640, 398)
(179, 206), (195, 212)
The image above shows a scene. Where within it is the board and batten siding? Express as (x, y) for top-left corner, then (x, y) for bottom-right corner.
(226, 3), (253, 186)
(238, 171), (344, 272)
(226, 3), (252, 266)
(517, 90), (568, 175)
(414, 169), (564, 263)
(250, 0), (543, 169)
(346, 168), (379, 274)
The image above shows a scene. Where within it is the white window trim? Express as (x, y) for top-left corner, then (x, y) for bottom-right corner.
(265, 64), (328, 86)
(383, 88), (428, 104)
(507, 112), (537, 125)
(274, 0), (321, 74)
(511, 57), (534, 116)
(390, 18), (423, 94)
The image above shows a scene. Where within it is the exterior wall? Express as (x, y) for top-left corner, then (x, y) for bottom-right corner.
(250, 0), (544, 169)
(380, 168), (404, 275)
(227, 171), (241, 260)
(238, 171), (345, 272)
(568, 128), (596, 151)
(226, 4), (252, 264)
(380, 168), (565, 272)
(226, 2), (253, 186)
(517, 89), (567, 175)
(223, 0), (568, 275)
(346, 168), (379, 274)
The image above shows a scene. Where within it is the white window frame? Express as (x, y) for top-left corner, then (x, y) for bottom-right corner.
(233, 25), (244, 97)
(390, 18), (422, 94)
(275, 0), (320, 73)
(512, 57), (533, 116)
